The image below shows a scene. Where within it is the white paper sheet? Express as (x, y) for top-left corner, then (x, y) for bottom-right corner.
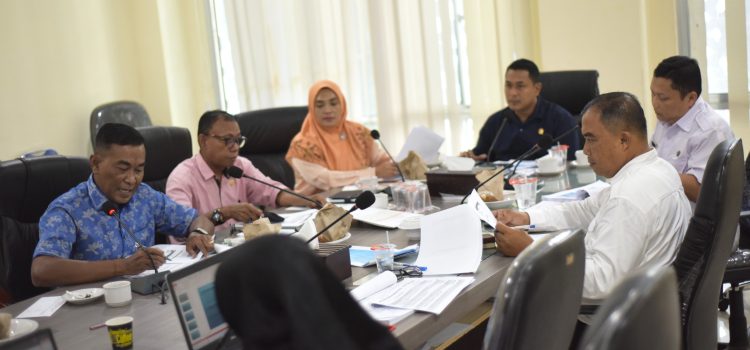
(351, 207), (423, 229)
(367, 276), (475, 314)
(395, 126), (444, 163)
(351, 271), (415, 324)
(465, 190), (497, 229)
(17, 296), (65, 318)
(415, 204), (482, 275)
(128, 244), (202, 277)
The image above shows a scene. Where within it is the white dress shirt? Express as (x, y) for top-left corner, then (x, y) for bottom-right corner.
(526, 150), (692, 301)
(651, 97), (734, 184)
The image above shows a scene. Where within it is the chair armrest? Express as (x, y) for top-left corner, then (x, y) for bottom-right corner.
(579, 304), (599, 315)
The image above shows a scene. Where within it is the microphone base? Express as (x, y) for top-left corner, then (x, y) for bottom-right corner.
(315, 243), (352, 281)
(425, 169), (482, 196)
(129, 270), (170, 295)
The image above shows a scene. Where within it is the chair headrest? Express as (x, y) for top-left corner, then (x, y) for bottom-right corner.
(236, 106), (307, 154)
(135, 126), (192, 189)
(0, 156), (91, 223)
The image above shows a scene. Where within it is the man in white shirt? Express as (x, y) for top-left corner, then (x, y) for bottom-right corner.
(651, 55), (734, 202)
(494, 92), (692, 302)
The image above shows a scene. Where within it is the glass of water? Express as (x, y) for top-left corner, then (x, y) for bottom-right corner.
(509, 174), (539, 210)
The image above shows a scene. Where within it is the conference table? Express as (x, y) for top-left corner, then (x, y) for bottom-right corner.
(1, 164), (599, 349)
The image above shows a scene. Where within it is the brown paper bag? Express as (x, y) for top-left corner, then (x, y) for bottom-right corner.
(242, 217), (281, 240)
(0, 313), (11, 340)
(313, 203), (352, 243)
(398, 150), (428, 180)
(475, 169), (505, 202)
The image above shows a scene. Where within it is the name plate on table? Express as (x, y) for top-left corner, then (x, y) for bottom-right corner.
(315, 243), (352, 281)
(425, 169), (481, 196)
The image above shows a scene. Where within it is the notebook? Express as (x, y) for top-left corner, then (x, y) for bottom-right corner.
(165, 253), (241, 350)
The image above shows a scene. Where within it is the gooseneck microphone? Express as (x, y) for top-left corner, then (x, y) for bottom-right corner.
(223, 166), (323, 208)
(486, 115), (509, 162)
(461, 134), (555, 204)
(306, 191), (376, 244)
(102, 201), (169, 304)
(370, 130), (405, 182)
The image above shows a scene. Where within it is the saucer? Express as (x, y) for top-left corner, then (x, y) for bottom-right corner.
(570, 160), (590, 168)
(63, 288), (104, 305)
(0, 319), (39, 343)
(535, 168), (566, 176)
(326, 232), (352, 244)
(484, 190), (516, 209)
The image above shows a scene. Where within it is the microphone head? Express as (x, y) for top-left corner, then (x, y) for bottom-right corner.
(537, 135), (555, 150)
(354, 191), (376, 210)
(101, 201), (117, 216)
(370, 129), (381, 140)
(224, 166), (243, 179)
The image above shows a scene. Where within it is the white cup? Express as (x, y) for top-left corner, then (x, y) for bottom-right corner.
(103, 281), (132, 307)
(575, 150), (589, 166)
(536, 155), (559, 173)
(373, 193), (389, 209)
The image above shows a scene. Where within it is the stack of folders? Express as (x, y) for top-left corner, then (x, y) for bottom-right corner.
(540, 180), (610, 203)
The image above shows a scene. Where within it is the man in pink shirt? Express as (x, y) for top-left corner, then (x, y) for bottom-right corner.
(167, 110), (325, 231)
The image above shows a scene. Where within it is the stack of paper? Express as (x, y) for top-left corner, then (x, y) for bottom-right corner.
(541, 180), (610, 203)
(128, 244), (202, 277)
(351, 271), (414, 325)
(351, 207), (423, 229)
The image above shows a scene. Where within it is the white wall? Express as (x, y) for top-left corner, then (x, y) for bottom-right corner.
(0, 0), (217, 161)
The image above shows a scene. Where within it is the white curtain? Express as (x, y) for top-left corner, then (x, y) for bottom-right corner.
(213, 0), (470, 155)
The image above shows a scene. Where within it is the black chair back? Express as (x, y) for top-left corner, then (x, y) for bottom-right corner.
(235, 106), (307, 188)
(90, 101), (153, 147)
(739, 151), (750, 249)
(0, 156), (91, 302)
(579, 266), (681, 350)
(538, 70), (600, 117)
(483, 229), (585, 350)
(673, 139), (744, 350)
(135, 126), (193, 193)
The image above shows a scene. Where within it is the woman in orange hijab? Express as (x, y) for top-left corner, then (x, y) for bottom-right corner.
(286, 80), (397, 195)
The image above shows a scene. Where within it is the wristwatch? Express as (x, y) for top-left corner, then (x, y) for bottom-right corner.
(191, 227), (209, 235)
(210, 208), (224, 225)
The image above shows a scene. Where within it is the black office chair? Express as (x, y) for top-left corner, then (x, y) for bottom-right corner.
(135, 126), (193, 194)
(538, 70), (599, 146)
(673, 139), (744, 350)
(718, 150), (750, 347)
(578, 265), (681, 350)
(235, 106), (307, 188)
(483, 229), (585, 350)
(0, 328), (58, 350)
(90, 101), (153, 147)
(0, 156), (91, 302)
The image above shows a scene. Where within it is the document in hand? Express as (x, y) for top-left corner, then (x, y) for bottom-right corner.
(414, 204), (482, 275)
(540, 180), (610, 203)
(395, 126), (445, 164)
(351, 271), (414, 325)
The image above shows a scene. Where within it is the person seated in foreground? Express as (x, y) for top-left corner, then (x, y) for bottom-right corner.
(493, 92), (691, 303)
(215, 235), (403, 350)
(167, 110), (326, 232)
(286, 80), (398, 195)
(31, 124), (214, 287)
(650, 55), (734, 202)
(460, 58), (579, 162)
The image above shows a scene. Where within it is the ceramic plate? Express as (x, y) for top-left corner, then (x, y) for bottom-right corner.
(484, 190), (516, 209)
(63, 288), (104, 305)
(0, 319), (39, 343)
(325, 232), (352, 244)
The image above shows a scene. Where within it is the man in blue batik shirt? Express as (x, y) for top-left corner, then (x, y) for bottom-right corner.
(31, 124), (214, 287)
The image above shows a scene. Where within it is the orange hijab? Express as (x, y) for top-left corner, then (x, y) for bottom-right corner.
(286, 80), (374, 171)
